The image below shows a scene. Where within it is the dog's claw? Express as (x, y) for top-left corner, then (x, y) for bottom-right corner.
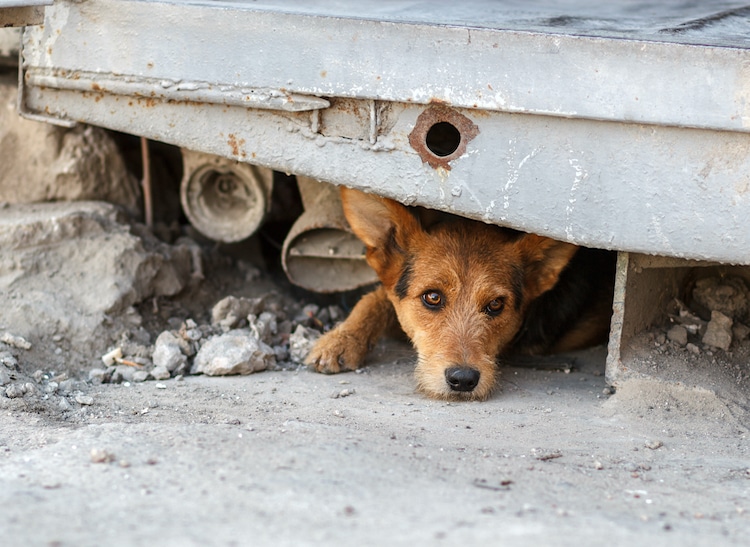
(305, 329), (368, 374)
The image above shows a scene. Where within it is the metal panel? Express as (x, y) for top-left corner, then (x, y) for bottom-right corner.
(22, 0), (750, 133)
(18, 0), (750, 264)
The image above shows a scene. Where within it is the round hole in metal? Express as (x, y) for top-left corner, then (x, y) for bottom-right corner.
(425, 121), (462, 157)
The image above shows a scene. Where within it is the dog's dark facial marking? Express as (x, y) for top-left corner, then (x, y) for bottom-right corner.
(511, 264), (524, 311)
(395, 259), (413, 300)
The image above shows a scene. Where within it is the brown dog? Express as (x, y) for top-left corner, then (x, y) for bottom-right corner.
(306, 187), (615, 401)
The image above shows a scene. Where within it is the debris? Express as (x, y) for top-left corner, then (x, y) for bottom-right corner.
(0, 333), (31, 350)
(533, 449), (563, 461)
(90, 448), (116, 464)
(150, 366), (171, 381)
(472, 478), (513, 491)
(691, 277), (749, 322)
(733, 322), (750, 342)
(0, 201), (193, 367)
(645, 440), (663, 450)
(133, 370), (149, 383)
(666, 325), (688, 347)
(191, 330), (274, 376)
(702, 310), (733, 351)
(152, 331), (188, 373)
(249, 312), (278, 345)
(75, 394), (94, 406)
(331, 388), (356, 399)
(101, 347), (123, 367)
(5, 383), (27, 398)
(288, 325), (320, 364)
(0, 351), (17, 369)
(211, 296), (264, 330)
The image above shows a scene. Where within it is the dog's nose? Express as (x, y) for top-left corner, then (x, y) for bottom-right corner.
(445, 366), (480, 392)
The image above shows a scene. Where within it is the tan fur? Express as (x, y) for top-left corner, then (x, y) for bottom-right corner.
(306, 187), (607, 401)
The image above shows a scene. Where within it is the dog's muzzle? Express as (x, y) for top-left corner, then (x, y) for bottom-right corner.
(445, 366), (480, 392)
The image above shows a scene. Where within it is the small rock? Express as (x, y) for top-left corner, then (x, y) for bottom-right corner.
(88, 368), (109, 384)
(0, 333), (31, 350)
(150, 365), (171, 381)
(328, 305), (344, 323)
(331, 388), (356, 399)
(645, 440), (663, 450)
(75, 394), (94, 406)
(211, 296), (264, 330)
(686, 343), (701, 355)
(249, 312), (277, 344)
(58, 397), (73, 411)
(152, 331), (188, 372)
(702, 310), (733, 351)
(132, 370), (149, 382)
(666, 325), (688, 347)
(289, 325), (321, 364)
(90, 448), (115, 463)
(0, 351), (18, 369)
(113, 364), (135, 383)
(58, 379), (76, 395)
(0, 368), (10, 386)
(191, 330), (274, 376)
(5, 383), (27, 398)
(733, 322), (750, 342)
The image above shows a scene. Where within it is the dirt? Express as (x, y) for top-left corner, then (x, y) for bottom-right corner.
(1, 75), (749, 546)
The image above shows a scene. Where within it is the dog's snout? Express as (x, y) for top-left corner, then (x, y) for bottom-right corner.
(445, 366), (480, 392)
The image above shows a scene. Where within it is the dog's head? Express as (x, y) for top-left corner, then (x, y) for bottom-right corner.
(341, 187), (578, 401)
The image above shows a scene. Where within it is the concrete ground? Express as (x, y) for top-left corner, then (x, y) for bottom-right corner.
(1, 341), (748, 546)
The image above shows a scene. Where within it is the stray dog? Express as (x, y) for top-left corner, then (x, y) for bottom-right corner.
(306, 187), (615, 401)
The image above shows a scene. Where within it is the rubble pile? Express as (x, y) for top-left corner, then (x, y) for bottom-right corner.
(88, 296), (341, 385)
(660, 275), (750, 354)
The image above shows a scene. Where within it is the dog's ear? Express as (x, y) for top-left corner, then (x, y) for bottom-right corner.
(340, 186), (420, 275)
(516, 234), (578, 300)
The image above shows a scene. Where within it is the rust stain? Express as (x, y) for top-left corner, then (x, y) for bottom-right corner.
(408, 105), (480, 170)
(320, 70), (327, 78)
(227, 134), (247, 159)
(91, 83), (102, 91)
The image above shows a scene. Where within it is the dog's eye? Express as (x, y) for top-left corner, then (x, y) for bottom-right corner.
(484, 297), (505, 317)
(421, 291), (444, 310)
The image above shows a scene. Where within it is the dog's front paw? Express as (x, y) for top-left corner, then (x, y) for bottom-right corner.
(305, 329), (369, 374)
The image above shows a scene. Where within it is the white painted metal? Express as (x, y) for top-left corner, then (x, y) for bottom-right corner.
(18, 0), (750, 264)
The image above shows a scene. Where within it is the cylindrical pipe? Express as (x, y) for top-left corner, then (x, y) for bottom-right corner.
(180, 149), (273, 242)
(282, 177), (378, 293)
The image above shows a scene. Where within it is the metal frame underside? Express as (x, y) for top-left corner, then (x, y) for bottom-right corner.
(18, 0), (750, 264)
